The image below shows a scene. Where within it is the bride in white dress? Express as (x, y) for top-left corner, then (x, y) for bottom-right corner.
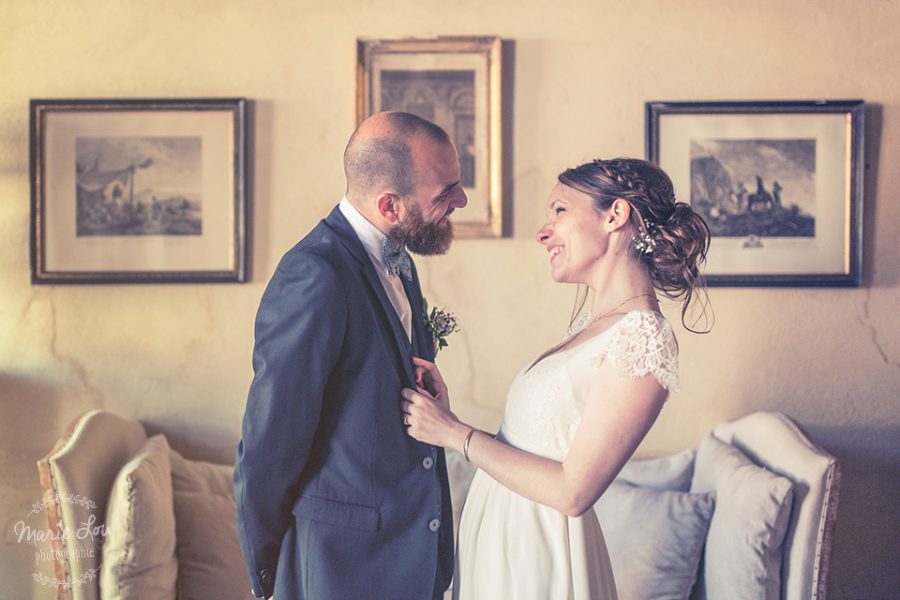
(401, 158), (711, 599)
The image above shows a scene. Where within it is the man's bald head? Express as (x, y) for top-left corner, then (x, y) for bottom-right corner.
(343, 112), (452, 203)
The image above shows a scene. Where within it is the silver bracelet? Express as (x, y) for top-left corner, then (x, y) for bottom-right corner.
(463, 428), (477, 462)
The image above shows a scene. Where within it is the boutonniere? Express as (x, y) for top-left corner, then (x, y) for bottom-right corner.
(423, 298), (460, 355)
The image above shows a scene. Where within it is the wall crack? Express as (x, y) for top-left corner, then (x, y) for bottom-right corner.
(860, 287), (900, 372)
(44, 291), (106, 406)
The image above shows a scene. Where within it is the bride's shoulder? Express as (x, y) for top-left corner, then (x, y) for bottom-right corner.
(613, 309), (675, 337)
(592, 310), (679, 391)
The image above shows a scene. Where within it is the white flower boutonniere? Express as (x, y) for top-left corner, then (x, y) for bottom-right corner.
(423, 298), (460, 355)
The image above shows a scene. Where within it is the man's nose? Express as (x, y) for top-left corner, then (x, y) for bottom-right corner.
(451, 187), (468, 209)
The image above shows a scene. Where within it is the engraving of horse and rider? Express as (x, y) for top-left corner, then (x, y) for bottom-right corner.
(690, 140), (816, 241)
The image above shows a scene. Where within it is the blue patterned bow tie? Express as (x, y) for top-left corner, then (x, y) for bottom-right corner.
(382, 237), (413, 281)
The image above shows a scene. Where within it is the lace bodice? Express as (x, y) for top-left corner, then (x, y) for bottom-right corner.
(498, 311), (678, 461)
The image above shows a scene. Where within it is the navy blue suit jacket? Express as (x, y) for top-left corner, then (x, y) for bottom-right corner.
(234, 207), (454, 599)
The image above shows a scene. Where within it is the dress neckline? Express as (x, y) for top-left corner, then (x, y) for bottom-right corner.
(524, 309), (664, 375)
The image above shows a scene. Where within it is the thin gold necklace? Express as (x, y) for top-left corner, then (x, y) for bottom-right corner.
(570, 293), (656, 340)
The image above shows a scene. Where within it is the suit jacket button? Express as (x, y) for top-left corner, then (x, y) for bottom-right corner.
(422, 456), (434, 469)
(428, 518), (441, 532)
(260, 570), (273, 585)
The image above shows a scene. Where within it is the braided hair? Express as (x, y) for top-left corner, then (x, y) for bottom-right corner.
(558, 158), (711, 332)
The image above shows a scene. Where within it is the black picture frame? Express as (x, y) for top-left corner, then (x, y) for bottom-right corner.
(31, 98), (248, 284)
(646, 100), (864, 286)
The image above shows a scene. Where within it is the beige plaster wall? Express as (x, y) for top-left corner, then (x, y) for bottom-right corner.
(2, 0), (898, 597)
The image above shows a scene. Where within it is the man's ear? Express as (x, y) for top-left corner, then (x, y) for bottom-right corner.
(376, 193), (402, 224)
(606, 198), (632, 231)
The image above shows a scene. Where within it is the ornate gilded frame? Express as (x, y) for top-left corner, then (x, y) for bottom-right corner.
(357, 36), (504, 238)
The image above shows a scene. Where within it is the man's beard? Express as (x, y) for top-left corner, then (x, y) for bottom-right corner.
(389, 202), (454, 256)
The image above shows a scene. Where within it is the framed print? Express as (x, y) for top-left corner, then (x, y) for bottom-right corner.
(357, 36), (503, 237)
(31, 98), (248, 283)
(646, 100), (864, 286)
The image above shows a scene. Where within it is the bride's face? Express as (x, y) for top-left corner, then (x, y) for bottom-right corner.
(536, 183), (609, 284)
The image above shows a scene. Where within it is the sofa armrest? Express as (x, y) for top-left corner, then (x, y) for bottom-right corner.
(714, 411), (841, 600)
(36, 410), (147, 600)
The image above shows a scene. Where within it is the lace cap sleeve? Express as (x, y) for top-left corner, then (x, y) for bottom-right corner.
(593, 311), (679, 391)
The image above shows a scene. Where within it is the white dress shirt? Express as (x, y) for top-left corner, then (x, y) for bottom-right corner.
(339, 198), (413, 341)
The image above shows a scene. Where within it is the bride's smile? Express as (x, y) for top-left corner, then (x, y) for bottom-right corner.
(537, 182), (611, 285)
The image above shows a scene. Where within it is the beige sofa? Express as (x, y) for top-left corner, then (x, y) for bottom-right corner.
(36, 410), (253, 600)
(447, 411), (841, 600)
(38, 410), (839, 600)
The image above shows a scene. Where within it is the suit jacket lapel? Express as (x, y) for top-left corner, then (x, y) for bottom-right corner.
(324, 207), (416, 384)
(402, 266), (435, 363)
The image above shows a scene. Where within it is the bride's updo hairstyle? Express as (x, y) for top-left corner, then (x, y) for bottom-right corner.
(558, 158), (711, 332)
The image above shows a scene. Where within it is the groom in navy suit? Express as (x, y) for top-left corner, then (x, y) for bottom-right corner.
(234, 112), (467, 599)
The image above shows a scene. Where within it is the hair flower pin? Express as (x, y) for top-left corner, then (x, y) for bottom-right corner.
(633, 222), (658, 255)
(423, 298), (460, 355)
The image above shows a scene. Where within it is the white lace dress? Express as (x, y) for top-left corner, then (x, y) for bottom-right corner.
(453, 310), (679, 600)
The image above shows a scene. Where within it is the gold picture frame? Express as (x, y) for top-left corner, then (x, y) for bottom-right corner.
(357, 36), (504, 238)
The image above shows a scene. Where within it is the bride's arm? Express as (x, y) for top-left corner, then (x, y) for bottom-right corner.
(402, 358), (667, 517)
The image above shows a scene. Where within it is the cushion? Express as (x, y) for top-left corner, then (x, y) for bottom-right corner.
(595, 481), (715, 600)
(690, 434), (795, 600)
(168, 448), (235, 496)
(617, 449), (696, 491)
(168, 449), (255, 600)
(100, 434), (178, 600)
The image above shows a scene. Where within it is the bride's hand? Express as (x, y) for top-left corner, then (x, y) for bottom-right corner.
(412, 357), (450, 409)
(400, 385), (468, 450)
